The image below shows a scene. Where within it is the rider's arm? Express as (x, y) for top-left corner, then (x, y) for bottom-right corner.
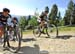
(39, 12), (44, 18)
(8, 14), (12, 18)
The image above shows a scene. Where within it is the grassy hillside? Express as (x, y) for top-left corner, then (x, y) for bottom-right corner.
(22, 26), (75, 34)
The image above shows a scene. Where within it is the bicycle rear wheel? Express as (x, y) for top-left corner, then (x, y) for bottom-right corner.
(33, 26), (41, 37)
(8, 27), (21, 53)
(46, 24), (58, 38)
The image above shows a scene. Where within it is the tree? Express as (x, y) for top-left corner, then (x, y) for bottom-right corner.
(64, 10), (70, 25)
(28, 16), (38, 26)
(27, 15), (31, 21)
(34, 8), (39, 18)
(57, 12), (62, 26)
(68, 0), (74, 10)
(58, 12), (62, 20)
(49, 4), (58, 25)
(72, 4), (75, 24)
(27, 15), (31, 25)
(64, 0), (74, 25)
(19, 16), (27, 30)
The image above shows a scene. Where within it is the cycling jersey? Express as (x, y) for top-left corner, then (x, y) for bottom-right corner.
(39, 12), (47, 21)
(0, 12), (11, 25)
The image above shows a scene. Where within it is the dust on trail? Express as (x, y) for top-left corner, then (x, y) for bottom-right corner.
(0, 31), (75, 54)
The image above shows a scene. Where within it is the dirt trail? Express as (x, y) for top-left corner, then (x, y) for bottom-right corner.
(0, 31), (75, 54)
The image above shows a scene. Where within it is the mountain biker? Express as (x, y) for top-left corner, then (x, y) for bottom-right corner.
(12, 17), (18, 29)
(0, 8), (11, 48)
(11, 17), (18, 32)
(8, 17), (18, 30)
(38, 7), (49, 33)
(12, 17), (18, 25)
(7, 17), (18, 41)
(7, 17), (18, 34)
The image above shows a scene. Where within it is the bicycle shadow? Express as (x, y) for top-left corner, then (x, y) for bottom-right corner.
(56, 35), (72, 40)
(22, 38), (36, 42)
(39, 35), (72, 40)
(18, 44), (49, 54)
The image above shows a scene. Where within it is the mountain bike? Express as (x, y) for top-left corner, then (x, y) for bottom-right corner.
(8, 24), (22, 53)
(0, 23), (21, 53)
(33, 20), (58, 38)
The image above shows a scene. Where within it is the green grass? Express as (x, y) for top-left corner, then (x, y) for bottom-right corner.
(58, 26), (75, 31)
(22, 26), (75, 34)
(23, 30), (33, 34)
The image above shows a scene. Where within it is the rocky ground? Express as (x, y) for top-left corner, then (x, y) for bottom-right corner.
(0, 31), (75, 54)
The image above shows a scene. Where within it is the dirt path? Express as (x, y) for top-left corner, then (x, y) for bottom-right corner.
(0, 31), (75, 54)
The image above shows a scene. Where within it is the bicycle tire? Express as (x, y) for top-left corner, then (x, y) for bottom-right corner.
(33, 26), (41, 37)
(8, 26), (21, 53)
(46, 24), (58, 38)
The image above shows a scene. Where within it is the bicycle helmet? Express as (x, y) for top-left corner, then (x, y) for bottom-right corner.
(45, 6), (49, 13)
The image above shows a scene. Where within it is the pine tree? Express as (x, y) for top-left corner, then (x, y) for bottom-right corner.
(64, 0), (74, 25)
(49, 4), (58, 25)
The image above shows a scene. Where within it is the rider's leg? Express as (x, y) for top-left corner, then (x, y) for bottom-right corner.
(7, 26), (11, 47)
(37, 21), (41, 32)
(39, 22), (42, 31)
(3, 26), (11, 48)
(7, 35), (10, 47)
(39, 21), (46, 34)
(3, 25), (6, 48)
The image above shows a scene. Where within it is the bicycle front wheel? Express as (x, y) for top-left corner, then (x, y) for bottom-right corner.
(46, 24), (58, 38)
(33, 26), (41, 37)
(8, 28), (21, 53)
